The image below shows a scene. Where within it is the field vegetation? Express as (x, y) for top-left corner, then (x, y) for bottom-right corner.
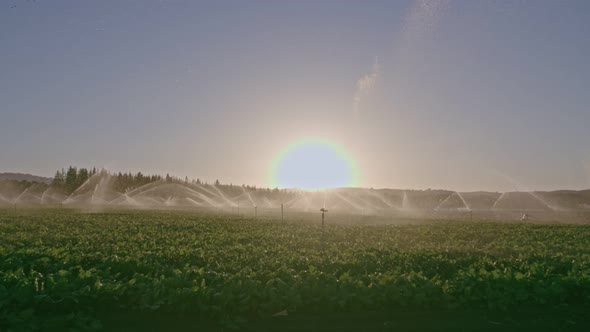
(1, 209), (590, 331)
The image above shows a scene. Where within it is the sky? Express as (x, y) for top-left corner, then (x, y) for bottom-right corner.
(1, 0), (589, 192)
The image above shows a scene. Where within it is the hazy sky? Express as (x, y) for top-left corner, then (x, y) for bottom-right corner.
(1, 0), (589, 192)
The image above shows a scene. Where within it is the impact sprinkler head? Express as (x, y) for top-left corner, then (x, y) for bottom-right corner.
(320, 208), (328, 213)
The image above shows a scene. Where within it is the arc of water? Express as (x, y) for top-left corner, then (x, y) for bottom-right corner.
(0, 193), (10, 204)
(229, 191), (250, 203)
(401, 191), (409, 210)
(28, 194), (42, 202)
(195, 191), (221, 207)
(352, 191), (383, 212)
(125, 184), (206, 206)
(40, 187), (50, 204)
(282, 192), (303, 208)
(455, 192), (471, 210)
(210, 185), (237, 207)
(490, 171), (558, 211)
(71, 175), (98, 196)
(118, 193), (142, 207)
(41, 188), (67, 205)
(364, 189), (398, 210)
(127, 185), (167, 197)
(63, 174), (102, 204)
(434, 193), (453, 211)
(90, 179), (101, 205)
(138, 195), (164, 206)
(528, 192), (556, 211)
(192, 183), (224, 199)
(183, 186), (222, 207)
(257, 196), (273, 208)
(122, 180), (165, 197)
(13, 187), (32, 204)
(491, 192), (506, 209)
(12, 186), (41, 204)
(284, 191), (309, 210)
(333, 191), (364, 211)
(164, 195), (174, 206)
(118, 186), (166, 207)
(434, 192), (470, 211)
(185, 197), (204, 207)
(239, 186), (256, 207)
(113, 193), (128, 206)
(91, 175), (116, 205)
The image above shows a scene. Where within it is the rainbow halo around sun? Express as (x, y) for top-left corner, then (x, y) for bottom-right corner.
(270, 139), (358, 190)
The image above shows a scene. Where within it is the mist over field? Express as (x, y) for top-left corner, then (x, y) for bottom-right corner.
(2, 169), (590, 224)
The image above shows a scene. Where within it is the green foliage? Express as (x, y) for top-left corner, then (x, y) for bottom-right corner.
(112, 171), (160, 193)
(51, 170), (65, 189)
(1, 210), (590, 331)
(64, 166), (79, 194)
(49, 166), (162, 195)
(77, 168), (90, 190)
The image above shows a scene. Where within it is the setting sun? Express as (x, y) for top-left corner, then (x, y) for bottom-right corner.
(270, 139), (358, 190)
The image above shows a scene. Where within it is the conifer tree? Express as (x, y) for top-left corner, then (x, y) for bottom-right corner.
(52, 169), (66, 190)
(64, 166), (78, 193)
(77, 168), (89, 188)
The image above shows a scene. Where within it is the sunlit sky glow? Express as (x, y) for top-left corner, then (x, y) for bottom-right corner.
(270, 139), (358, 190)
(1, 1), (589, 191)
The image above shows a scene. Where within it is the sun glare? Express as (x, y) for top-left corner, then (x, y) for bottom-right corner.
(270, 139), (358, 190)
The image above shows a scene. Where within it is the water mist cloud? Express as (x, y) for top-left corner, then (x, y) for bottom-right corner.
(353, 57), (380, 115)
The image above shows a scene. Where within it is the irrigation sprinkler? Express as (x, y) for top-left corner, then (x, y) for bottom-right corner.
(254, 205), (257, 219)
(320, 208), (328, 250)
(281, 203), (284, 222)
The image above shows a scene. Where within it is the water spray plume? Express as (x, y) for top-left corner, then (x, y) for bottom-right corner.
(353, 57), (380, 116)
(1, 168), (587, 222)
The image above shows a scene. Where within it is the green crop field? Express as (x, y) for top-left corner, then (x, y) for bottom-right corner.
(1, 209), (590, 331)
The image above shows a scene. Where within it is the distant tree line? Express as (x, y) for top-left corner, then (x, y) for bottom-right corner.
(51, 166), (162, 194)
(47, 166), (289, 196)
(1, 166), (294, 202)
(51, 167), (98, 194)
(112, 171), (162, 193)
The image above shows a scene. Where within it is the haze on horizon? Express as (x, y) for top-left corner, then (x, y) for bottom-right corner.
(1, 0), (589, 192)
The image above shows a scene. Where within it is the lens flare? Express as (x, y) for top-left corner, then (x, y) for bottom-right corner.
(269, 139), (359, 190)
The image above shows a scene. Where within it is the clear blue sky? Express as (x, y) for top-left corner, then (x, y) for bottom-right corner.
(1, 0), (589, 191)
